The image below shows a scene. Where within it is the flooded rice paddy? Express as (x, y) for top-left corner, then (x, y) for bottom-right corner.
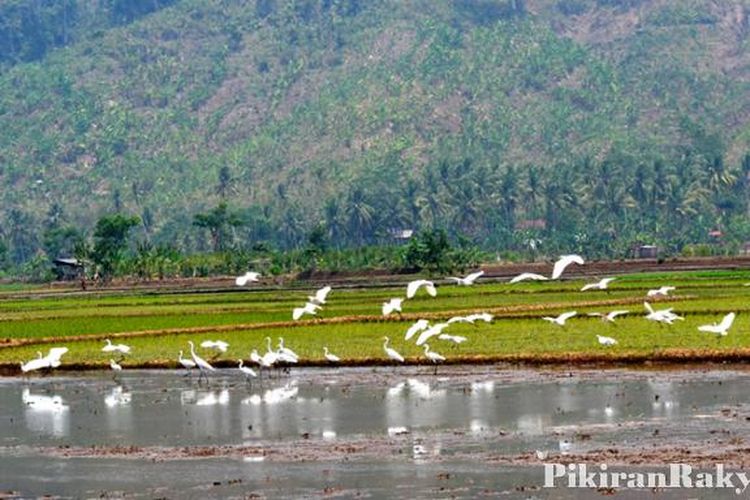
(2, 366), (750, 498)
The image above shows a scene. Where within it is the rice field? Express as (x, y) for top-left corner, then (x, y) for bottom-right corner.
(3, 268), (750, 371)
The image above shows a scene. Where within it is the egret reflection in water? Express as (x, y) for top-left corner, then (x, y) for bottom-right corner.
(22, 388), (69, 437)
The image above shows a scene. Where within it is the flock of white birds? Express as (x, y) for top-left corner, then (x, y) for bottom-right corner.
(19, 253), (738, 381)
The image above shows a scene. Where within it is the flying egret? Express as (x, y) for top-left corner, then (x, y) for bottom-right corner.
(188, 341), (215, 383)
(644, 302), (683, 324)
(551, 254), (584, 280)
(542, 311), (577, 326)
(200, 340), (229, 358)
(587, 310), (630, 323)
(416, 322), (450, 346)
(45, 347), (69, 368)
(178, 350), (196, 376)
(383, 336), (405, 363)
(102, 339), (131, 356)
(20, 352), (49, 373)
(238, 360), (257, 382)
(323, 347), (340, 363)
(698, 312), (736, 337)
(235, 271), (261, 286)
(382, 298), (404, 316)
(510, 272), (549, 284)
(597, 335), (617, 346)
(308, 285), (332, 305)
(464, 312), (493, 323)
(647, 286), (676, 298)
(404, 319), (430, 341)
(580, 277), (615, 292)
(447, 315), (471, 325)
(406, 279), (437, 299)
(447, 270), (484, 286)
(293, 302), (321, 320)
(438, 333), (467, 344)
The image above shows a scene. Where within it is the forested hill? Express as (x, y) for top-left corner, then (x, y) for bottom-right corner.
(2, 0), (750, 270)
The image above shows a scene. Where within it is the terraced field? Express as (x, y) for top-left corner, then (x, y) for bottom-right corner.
(2, 269), (750, 372)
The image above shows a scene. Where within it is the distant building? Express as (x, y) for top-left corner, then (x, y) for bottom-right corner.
(52, 257), (85, 280)
(636, 245), (658, 259)
(389, 229), (414, 241)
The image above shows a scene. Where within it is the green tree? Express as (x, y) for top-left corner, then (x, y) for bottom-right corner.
(193, 202), (243, 251)
(92, 213), (140, 280)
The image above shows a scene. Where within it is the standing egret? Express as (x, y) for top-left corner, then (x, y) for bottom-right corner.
(596, 335), (617, 346)
(406, 279), (437, 299)
(510, 272), (549, 284)
(238, 360), (257, 383)
(109, 359), (122, 380)
(178, 350), (196, 376)
(404, 319), (430, 341)
(551, 254), (584, 280)
(383, 337), (405, 363)
(235, 271), (261, 286)
(698, 312), (736, 337)
(423, 344), (445, 374)
(580, 277), (615, 292)
(447, 270), (484, 286)
(308, 285), (332, 305)
(293, 302), (321, 320)
(647, 286), (676, 298)
(323, 347), (340, 363)
(277, 338), (299, 362)
(188, 341), (215, 384)
(541, 311), (577, 326)
(382, 298), (404, 316)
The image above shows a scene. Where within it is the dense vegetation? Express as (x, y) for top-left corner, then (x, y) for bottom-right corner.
(2, 0), (750, 279)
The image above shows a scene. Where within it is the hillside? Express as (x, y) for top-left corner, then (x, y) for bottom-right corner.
(2, 0), (750, 269)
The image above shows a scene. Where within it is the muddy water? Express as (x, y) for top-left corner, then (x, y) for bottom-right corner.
(2, 366), (750, 498)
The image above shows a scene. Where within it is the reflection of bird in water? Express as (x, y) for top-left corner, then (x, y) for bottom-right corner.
(104, 386), (132, 407)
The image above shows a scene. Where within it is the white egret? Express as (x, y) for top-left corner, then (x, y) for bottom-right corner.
(109, 359), (122, 372)
(200, 340), (229, 354)
(238, 360), (257, 381)
(551, 254), (584, 280)
(308, 285), (332, 305)
(580, 277), (615, 292)
(587, 310), (629, 323)
(647, 286), (676, 298)
(102, 339), (131, 355)
(438, 333), (467, 344)
(262, 337), (279, 372)
(447, 270), (484, 286)
(45, 347), (69, 368)
(293, 301), (321, 320)
(277, 337), (299, 362)
(446, 315), (471, 325)
(416, 322), (450, 346)
(464, 312), (493, 323)
(235, 271), (261, 286)
(542, 311), (577, 326)
(178, 350), (196, 376)
(510, 272), (549, 284)
(423, 344), (445, 363)
(383, 336), (405, 363)
(597, 335), (617, 346)
(188, 340), (215, 383)
(323, 347), (340, 363)
(382, 298), (404, 316)
(20, 352), (49, 373)
(644, 302), (683, 324)
(698, 312), (736, 337)
(406, 279), (437, 299)
(404, 319), (430, 341)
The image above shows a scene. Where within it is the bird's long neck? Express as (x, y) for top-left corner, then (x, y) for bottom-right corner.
(324, 347), (329, 355)
(266, 337), (272, 351)
(239, 359), (243, 368)
(383, 338), (389, 348)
